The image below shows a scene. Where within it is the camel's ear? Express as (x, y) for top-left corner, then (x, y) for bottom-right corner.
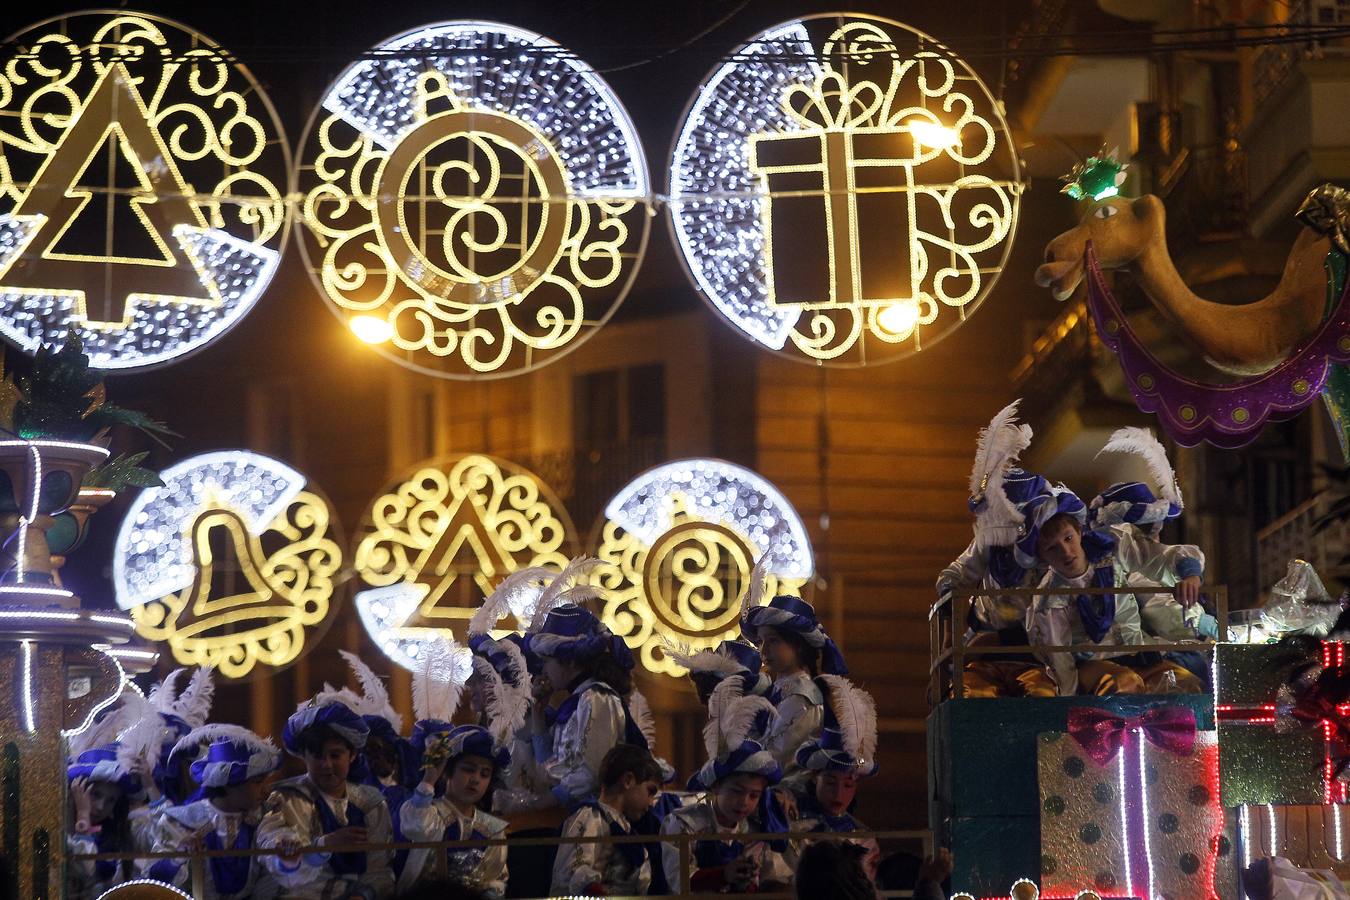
(1131, 195), (1161, 223)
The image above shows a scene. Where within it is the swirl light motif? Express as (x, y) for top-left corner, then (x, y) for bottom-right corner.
(669, 14), (1021, 366)
(296, 21), (649, 379)
(0, 12), (289, 369)
(353, 454), (577, 671)
(594, 459), (814, 676)
(112, 452), (342, 679)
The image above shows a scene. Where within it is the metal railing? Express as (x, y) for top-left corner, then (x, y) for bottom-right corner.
(928, 584), (1228, 702)
(72, 825), (933, 899)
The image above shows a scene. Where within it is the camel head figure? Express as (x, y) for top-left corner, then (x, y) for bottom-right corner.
(1036, 155), (1335, 377)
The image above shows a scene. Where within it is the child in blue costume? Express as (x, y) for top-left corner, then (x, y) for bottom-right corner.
(66, 742), (149, 900)
(1090, 427), (1220, 687)
(120, 666), (216, 810)
(1025, 485), (1206, 696)
(397, 637), (512, 898)
(334, 650), (419, 883)
(145, 725), (281, 899)
(741, 570), (848, 789)
(933, 402), (1064, 697)
(667, 638), (772, 707)
(662, 678), (793, 893)
(508, 557), (649, 811)
(258, 695), (395, 899)
(552, 744), (664, 896)
(792, 676), (882, 881)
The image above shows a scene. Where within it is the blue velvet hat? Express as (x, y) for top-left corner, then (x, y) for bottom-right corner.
(177, 725), (280, 788)
(411, 722), (510, 772)
(1011, 485), (1089, 569)
(68, 745), (143, 795)
(283, 701), (369, 756)
(741, 595), (848, 676)
(1089, 482), (1180, 535)
(793, 676), (879, 776)
(525, 603), (635, 669)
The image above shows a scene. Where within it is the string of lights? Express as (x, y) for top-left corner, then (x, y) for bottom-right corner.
(2, 21), (1348, 67)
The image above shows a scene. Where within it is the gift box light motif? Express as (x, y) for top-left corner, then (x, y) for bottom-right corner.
(1215, 642), (1350, 806)
(739, 18), (1019, 363)
(1037, 707), (1228, 900)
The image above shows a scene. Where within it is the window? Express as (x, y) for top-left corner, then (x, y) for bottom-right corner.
(573, 364), (665, 449)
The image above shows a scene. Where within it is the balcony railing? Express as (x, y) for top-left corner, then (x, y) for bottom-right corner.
(72, 825), (933, 900)
(928, 585), (1228, 702)
(1253, 0), (1350, 108)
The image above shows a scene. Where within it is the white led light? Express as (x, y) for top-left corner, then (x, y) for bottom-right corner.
(61, 649), (127, 739)
(597, 458), (814, 675)
(297, 20), (649, 379)
(112, 449), (341, 679)
(113, 451), (307, 608)
(1268, 803), (1278, 854)
(604, 459), (812, 577)
(1118, 749), (1133, 898)
(668, 14), (1020, 366)
(0, 13), (291, 370)
(1240, 805), (1252, 871)
(1137, 735), (1155, 900)
(20, 639), (35, 733)
(356, 583), (475, 674)
(96, 880), (193, 900)
(0, 607), (79, 620)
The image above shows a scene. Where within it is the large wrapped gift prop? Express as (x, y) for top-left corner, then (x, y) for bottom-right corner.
(1216, 642), (1350, 805)
(1038, 707), (1228, 900)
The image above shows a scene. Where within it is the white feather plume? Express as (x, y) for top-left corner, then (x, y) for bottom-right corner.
(413, 638), (468, 724)
(168, 723), (278, 768)
(73, 688), (146, 758)
(471, 656), (514, 745)
(172, 666), (214, 729)
(307, 682), (362, 714)
(818, 674), (877, 765)
(703, 677), (744, 759)
(339, 650), (402, 731)
(147, 668), (186, 715)
(469, 566), (554, 636)
(722, 695), (777, 753)
(529, 556), (604, 632)
(661, 637), (743, 679)
(969, 400), (1034, 549)
(739, 555), (773, 625)
(628, 689), (657, 750)
(1097, 426), (1183, 509)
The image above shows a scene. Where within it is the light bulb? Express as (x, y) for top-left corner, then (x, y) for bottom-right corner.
(350, 315), (393, 344)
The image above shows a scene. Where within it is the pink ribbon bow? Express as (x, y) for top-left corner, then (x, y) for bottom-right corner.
(1067, 706), (1198, 766)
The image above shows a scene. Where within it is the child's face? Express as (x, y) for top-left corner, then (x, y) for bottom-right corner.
(218, 774), (269, 813)
(445, 754), (495, 808)
(88, 781), (123, 824)
(540, 656), (578, 693)
(1037, 517), (1086, 576)
(303, 739), (354, 795)
(615, 773), (661, 821)
(757, 628), (800, 678)
(364, 735), (398, 781)
(712, 774), (767, 825)
(814, 770), (859, 816)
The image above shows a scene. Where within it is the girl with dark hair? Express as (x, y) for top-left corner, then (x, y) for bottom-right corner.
(742, 591), (848, 784)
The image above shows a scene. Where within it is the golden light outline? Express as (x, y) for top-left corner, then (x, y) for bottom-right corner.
(352, 453), (578, 670)
(295, 21), (649, 380)
(670, 15), (1022, 367)
(0, 12), (291, 370)
(128, 491), (341, 680)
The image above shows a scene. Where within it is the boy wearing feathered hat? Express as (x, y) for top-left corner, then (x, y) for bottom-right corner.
(792, 676), (882, 881)
(508, 558), (651, 811)
(936, 401), (1059, 698)
(143, 725), (281, 899)
(661, 678), (794, 893)
(257, 691), (395, 898)
(740, 556), (848, 785)
(119, 667), (216, 808)
(551, 743), (664, 896)
(1026, 476), (1206, 696)
(397, 638), (512, 897)
(67, 733), (151, 900)
(667, 638), (771, 706)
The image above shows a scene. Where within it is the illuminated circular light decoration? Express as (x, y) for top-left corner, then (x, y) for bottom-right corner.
(0, 12), (290, 370)
(353, 453), (578, 671)
(669, 14), (1021, 366)
(594, 459), (814, 676)
(112, 451), (343, 679)
(295, 21), (650, 379)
